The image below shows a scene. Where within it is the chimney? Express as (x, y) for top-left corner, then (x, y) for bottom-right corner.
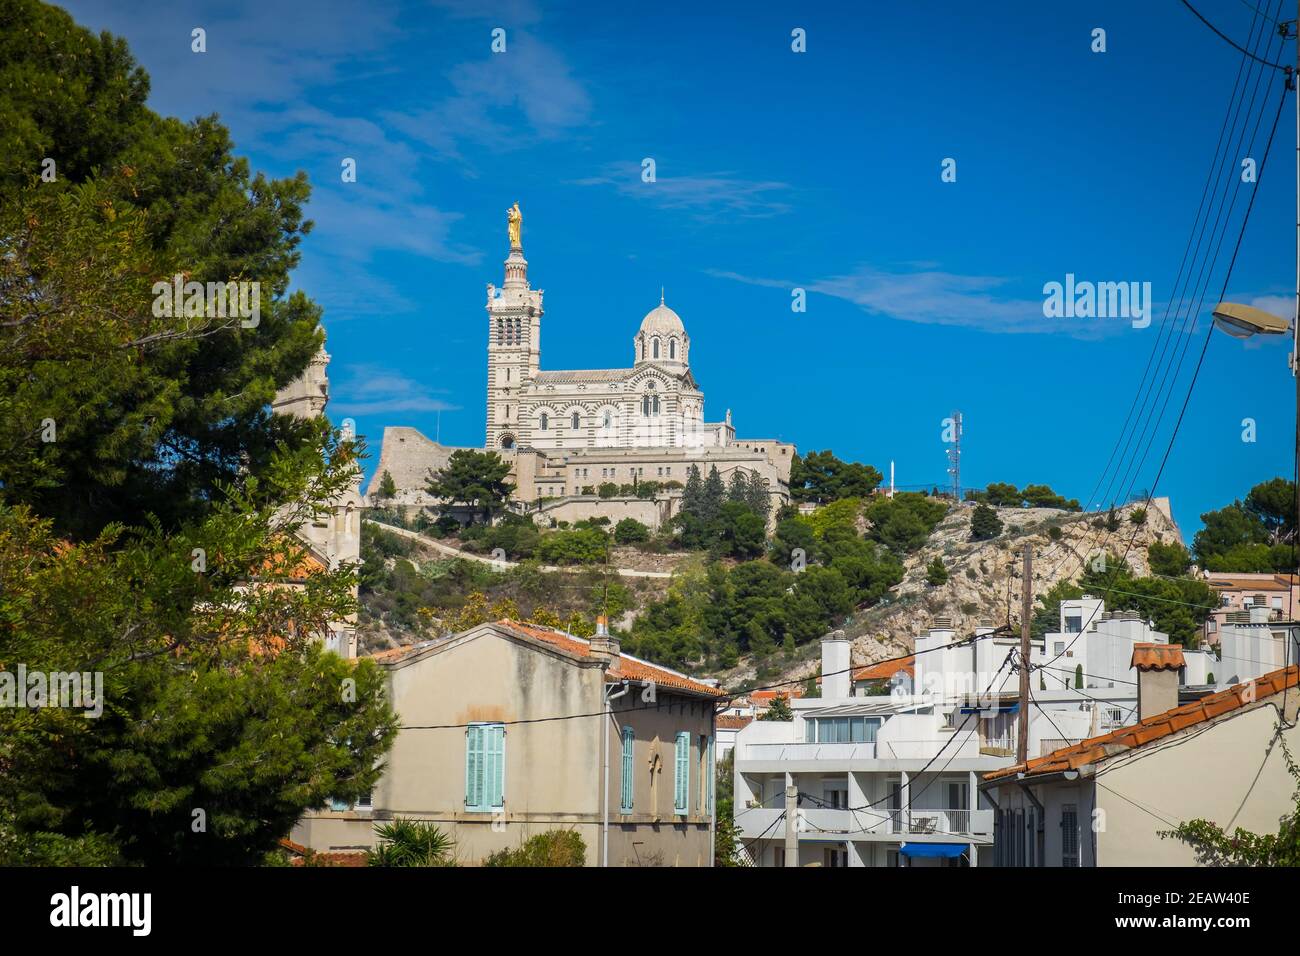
(588, 614), (620, 664)
(1131, 643), (1183, 721)
(821, 630), (851, 699)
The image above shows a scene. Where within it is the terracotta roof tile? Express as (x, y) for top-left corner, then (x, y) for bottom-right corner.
(496, 621), (726, 698)
(984, 664), (1300, 782)
(717, 714), (753, 730)
(1131, 643), (1185, 671)
(852, 656), (915, 682)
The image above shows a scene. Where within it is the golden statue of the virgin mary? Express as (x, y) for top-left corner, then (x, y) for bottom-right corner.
(507, 202), (522, 248)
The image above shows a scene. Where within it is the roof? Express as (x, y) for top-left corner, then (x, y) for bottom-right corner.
(717, 714), (753, 730)
(1130, 643), (1185, 671)
(381, 620), (726, 698)
(1205, 574), (1296, 591)
(984, 664), (1300, 783)
(531, 368), (635, 385)
(751, 688), (803, 703)
(853, 656), (915, 682)
(278, 839), (368, 867)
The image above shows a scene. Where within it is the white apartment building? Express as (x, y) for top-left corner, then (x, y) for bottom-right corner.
(731, 598), (1211, 868)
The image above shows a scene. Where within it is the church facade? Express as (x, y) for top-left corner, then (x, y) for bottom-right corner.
(368, 205), (794, 523)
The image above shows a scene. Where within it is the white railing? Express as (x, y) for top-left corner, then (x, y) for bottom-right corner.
(735, 806), (994, 840)
(743, 742), (877, 761)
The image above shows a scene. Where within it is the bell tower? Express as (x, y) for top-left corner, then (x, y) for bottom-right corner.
(485, 202), (543, 450)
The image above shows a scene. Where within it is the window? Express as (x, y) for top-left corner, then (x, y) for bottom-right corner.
(824, 846), (847, 868)
(670, 338), (677, 359)
(539, 413), (548, 430)
(571, 412), (580, 430)
(1064, 614), (1082, 633)
(603, 410), (612, 428)
(1061, 804), (1079, 867)
(465, 723), (505, 812)
(674, 732), (689, 816)
(653, 338), (660, 359)
(804, 716), (881, 743)
(1053, 641), (1065, 656)
(620, 726), (634, 814)
(773, 847), (785, 867)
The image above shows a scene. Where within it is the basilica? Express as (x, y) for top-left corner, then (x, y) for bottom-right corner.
(368, 205), (794, 527)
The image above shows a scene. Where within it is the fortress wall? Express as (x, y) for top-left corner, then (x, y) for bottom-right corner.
(365, 427), (481, 504)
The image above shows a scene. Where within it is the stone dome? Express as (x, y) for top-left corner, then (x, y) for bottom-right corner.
(639, 300), (685, 337)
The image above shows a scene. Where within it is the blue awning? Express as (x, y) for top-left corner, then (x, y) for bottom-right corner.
(899, 842), (967, 859)
(958, 701), (1020, 715)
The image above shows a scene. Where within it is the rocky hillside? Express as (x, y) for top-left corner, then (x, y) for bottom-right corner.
(720, 501), (1184, 687)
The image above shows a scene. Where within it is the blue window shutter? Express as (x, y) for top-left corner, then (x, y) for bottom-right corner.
(489, 724), (505, 808)
(620, 726), (634, 813)
(465, 724), (483, 809)
(681, 733), (691, 816)
(707, 735), (715, 815)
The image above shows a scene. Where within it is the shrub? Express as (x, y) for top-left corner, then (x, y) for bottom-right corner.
(484, 829), (586, 867)
(614, 517), (651, 544)
(597, 482), (619, 499)
(367, 820), (456, 867)
(925, 557), (948, 586)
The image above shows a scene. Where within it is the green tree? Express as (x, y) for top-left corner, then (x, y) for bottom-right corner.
(759, 696), (794, 721)
(983, 482), (1021, 507)
(1148, 541), (1192, 577)
(1244, 477), (1296, 544)
(376, 469), (398, 503)
(865, 493), (947, 554)
(790, 450), (882, 503)
(426, 450), (514, 523)
(926, 557), (949, 586)
(614, 517), (651, 544)
(1021, 484), (1081, 510)
(970, 503), (1003, 541)
(702, 465), (726, 522)
(1, 0), (327, 540)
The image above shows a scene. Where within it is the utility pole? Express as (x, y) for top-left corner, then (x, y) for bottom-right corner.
(784, 781), (798, 867)
(1017, 546), (1032, 765)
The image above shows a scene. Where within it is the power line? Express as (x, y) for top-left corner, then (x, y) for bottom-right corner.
(1181, 0), (1288, 69)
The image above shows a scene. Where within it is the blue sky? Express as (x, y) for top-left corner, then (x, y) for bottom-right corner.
(61, 0), (1299, 535)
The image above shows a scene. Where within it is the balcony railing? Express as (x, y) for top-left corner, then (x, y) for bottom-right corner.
(735, 806), (994, 840)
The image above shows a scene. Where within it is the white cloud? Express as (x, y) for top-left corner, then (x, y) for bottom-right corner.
(332, 364), (460, 415)
(574, 162), (791, 219)
(710, 265), (1128, 337)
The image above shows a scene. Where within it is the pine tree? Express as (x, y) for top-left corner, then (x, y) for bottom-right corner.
(683, 464), (704, 518)
(702, 465), (725, 522)
(745, 471), (771, 522)
(377, 470), (398, 502)
(727, 469), (748, 503)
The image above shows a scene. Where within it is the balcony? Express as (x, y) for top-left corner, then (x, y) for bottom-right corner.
(743, 742), (876, 762)
(734, 805), (994, 842)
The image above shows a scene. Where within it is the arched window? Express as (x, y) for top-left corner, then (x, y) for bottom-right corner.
(603, 410), (612, 428)
(670, 338), (677, 359)
(540, 413), (548, 430)
(652, 338), (660, 359)
(653, 395), (661, 415)
(571, 412), (580, 430)
(641, 396), (650, 417)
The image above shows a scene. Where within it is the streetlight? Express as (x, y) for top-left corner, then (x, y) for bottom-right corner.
(1210, 302), (1291, 340)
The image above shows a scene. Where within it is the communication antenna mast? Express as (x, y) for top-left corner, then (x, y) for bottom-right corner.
(946, 410), (962, 502)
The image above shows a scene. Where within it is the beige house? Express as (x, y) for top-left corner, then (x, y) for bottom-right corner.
(1202, 572), (1300, 645)
(292, 618), (723, 866)
(981, 661), (1300, 866)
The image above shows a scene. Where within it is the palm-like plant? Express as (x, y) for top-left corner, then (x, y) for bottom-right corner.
(366, 819), (455, 867)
